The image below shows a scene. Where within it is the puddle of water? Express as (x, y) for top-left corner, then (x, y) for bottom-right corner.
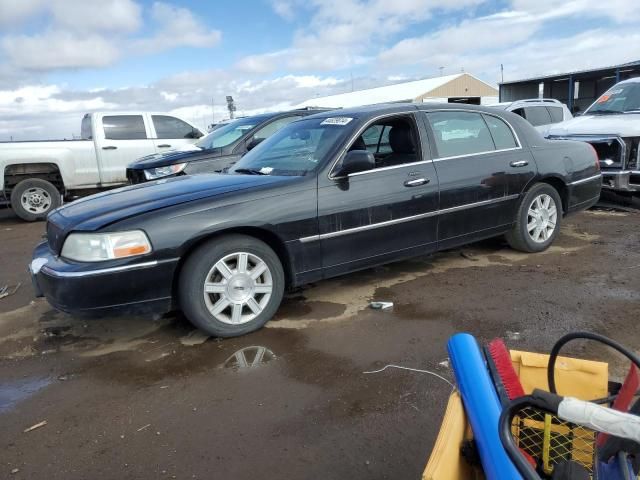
(0, 376), (51, 414)
(221, 346), (276, 370)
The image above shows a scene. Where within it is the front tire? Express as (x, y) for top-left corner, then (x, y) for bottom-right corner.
(178, 235), (285, 337)
(506, 183), (563, 253)
(10, 178), (62, 221)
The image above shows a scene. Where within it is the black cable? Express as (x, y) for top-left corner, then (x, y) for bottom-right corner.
(547, 331), (640, 395)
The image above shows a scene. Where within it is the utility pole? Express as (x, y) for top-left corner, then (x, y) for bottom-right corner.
(439, 66), (444, 76)
(500, 64), (504, 83)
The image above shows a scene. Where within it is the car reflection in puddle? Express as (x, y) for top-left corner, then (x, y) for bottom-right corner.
(0, 376), (51, 414)
(221, 346), (276, 370)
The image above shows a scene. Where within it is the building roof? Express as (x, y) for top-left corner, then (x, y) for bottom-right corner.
(500, 60), (640, 85)
(295, 73), (498, 109)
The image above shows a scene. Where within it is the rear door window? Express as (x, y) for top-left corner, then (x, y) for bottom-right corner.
(152, 115), (199, 139)
(523, 106), (552, 127)
(103, 115), (147, 140)
(427, 111), (495, 158)
(546, 106), (564, 123)
(483, 114), (518, 150)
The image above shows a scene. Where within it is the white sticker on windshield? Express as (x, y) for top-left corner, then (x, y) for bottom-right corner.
(259, 166), (273, 174)
(321, 117), (353, 126)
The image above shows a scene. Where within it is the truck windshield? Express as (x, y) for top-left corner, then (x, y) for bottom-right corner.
(230, 117), (352, 176)
(196, 116), (265, 149)
(587, 82), (640, 114)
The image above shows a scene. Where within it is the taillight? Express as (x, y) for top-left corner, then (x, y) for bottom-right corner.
(587, 143), (600, 171)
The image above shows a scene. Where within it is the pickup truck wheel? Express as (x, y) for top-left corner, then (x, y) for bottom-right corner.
(506, 183), (563, 253)
(179, 235), (285, 337)
(10, 178), (62, 222)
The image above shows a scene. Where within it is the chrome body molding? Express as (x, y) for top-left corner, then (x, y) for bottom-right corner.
(41, 258), (178, 278)
(299, 194), (520, 243)
(568, 173), (602, 186)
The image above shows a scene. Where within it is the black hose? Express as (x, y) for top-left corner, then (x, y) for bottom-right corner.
(547, 331), (640, 395)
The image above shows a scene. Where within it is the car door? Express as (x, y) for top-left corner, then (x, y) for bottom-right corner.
(316, 112), (439, 277)
(96, 114), (157, 185)
(423, 110), (535, 249)
(149, 114), (203, 152)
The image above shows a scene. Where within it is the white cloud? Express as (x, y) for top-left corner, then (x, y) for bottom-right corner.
(2, 31), (121, 70)
(0, 0), (45, 27)
(270, 0), (297, 20)
(239, 0), (485, 73)
(51, 0), (142, 33)
(133, 2), (222, 53)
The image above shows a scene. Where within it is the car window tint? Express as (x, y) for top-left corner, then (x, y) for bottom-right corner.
(523, 106), (552, 126)
(483, 114), (517, 150)
(361, 125), (382, 152)
(427, 111), (495, 158)
(103, 115), (147, 140)
(152, 115), (197, 139)
(253, 116), (301, 141)
(546, 106), (564, 123)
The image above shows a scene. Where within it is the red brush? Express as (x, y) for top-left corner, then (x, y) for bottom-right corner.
(486, 338), (526, 401)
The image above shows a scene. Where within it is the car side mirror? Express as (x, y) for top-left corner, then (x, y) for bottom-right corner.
(246, 137), (265, 151)
(334, 150), (375, 177)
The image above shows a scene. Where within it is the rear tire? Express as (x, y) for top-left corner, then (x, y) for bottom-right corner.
(506, 183), (563, 253)
(178, 234), (285, 337)
(10, 178), (62, 222)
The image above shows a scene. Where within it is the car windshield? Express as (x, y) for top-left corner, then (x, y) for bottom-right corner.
(586, 82), (640, 114)
(229, 117), (353, 176)
(196, 116), (266, 149)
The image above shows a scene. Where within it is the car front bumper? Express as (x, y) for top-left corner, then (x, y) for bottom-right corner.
(30, 242), (178, 316)
(601, 170), (640, 192)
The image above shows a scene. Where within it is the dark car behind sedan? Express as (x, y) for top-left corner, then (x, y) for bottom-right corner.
(126, 108), (331, 184)
(31, 103), (601, 338)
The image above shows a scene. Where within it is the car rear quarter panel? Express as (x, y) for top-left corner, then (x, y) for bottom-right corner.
(529, 139), (600, 211)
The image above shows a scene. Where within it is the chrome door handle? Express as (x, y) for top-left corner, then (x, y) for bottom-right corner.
(158, 144), (171, 148)
(102, 146), (117, 150)
(404, 178), (430, 187)
(510, 160), (529, 167)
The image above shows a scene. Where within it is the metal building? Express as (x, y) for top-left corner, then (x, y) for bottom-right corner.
(499, 60), (640, 114)
(295, 73), (498, 109)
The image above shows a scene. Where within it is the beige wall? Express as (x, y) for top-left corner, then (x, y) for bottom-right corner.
(413, 74), (498, 101)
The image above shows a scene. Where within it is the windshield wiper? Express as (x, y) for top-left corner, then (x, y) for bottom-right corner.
(622, 109), (640, 114)
(588, 109), (620, 115)
(233, 168), (268, 175)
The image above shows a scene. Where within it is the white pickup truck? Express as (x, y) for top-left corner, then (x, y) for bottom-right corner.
(0, 112), (204, 220)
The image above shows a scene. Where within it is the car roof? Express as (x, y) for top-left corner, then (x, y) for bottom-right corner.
(304, 102), (523, 122)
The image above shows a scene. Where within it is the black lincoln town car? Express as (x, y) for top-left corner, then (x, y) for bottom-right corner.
(126, 108), (330, 184)
(30, 103), (602, 337)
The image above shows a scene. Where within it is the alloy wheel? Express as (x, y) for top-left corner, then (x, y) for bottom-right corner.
(203, 252), (273, 325)
(527, 193), (557, 243)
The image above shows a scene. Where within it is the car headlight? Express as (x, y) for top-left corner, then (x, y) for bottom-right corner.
(61, 230), (152, 262)
(143, 163), (187, 180)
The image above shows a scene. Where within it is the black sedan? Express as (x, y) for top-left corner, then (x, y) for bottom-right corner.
(126, 108), (330, 184)
(31, 104), (601, 337)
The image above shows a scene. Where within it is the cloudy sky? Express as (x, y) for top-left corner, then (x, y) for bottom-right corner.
(1, 0), (639, 140)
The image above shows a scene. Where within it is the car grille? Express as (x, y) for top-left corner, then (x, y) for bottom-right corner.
(126, 168), (146, 185)
(46, 219), (66, 254)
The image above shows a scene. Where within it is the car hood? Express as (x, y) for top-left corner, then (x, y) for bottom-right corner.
(546, 113), (640, 137)
(128, 146), (226, 169)
(47, 174), (293, 248)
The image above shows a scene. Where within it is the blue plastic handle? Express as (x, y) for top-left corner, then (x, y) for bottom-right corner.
(448, 333), (522, 479)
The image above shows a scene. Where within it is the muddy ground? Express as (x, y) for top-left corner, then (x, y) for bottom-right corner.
(0, 200), (639, 479)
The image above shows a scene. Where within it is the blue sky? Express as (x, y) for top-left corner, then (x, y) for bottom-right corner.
(0, 0), (639, 139)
